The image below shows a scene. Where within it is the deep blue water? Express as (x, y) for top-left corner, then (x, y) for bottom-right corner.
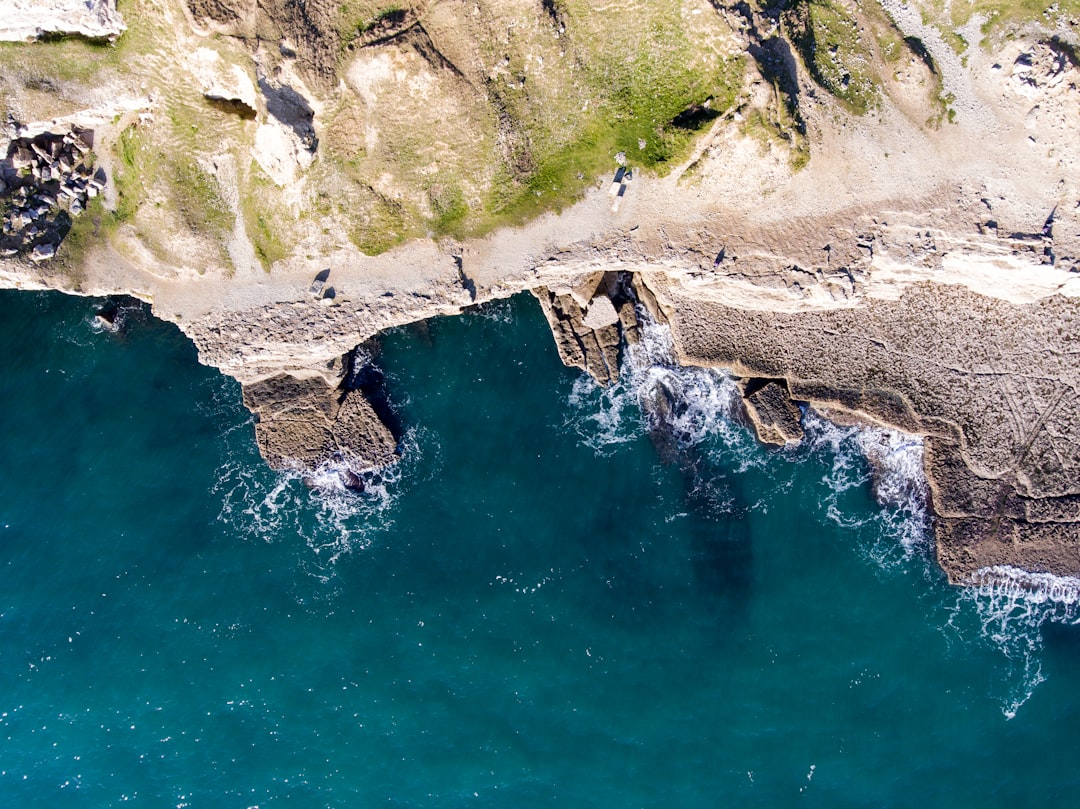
(1, 288), (1079, 807)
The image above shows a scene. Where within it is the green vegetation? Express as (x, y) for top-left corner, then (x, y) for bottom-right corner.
(323, 0), (750, 253)
(112, 121), (233, 245)
(51, 196), (106, 286)
(170, 159), (232, 240)
(428, 182), (468, 237)
(241, 164), (291, 270)
(0, 0), (161, 88)
(743, 100), (810, 172)
(349, 193), (415, 256)
(479, 37), (745, 231)
(113, 124), (147, 224)
(922, 0), (1079, 51)
(243, 202), (289, 270)
(950, 0), (1080, 35)
(787, 0), (880, 115)
(336, 1), (412, 43)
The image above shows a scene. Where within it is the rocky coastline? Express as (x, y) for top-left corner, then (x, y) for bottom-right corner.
(1, 0), (1079, 585)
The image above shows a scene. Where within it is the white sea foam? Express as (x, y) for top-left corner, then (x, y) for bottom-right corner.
(85, 298), (144, 337)
(798, 413), (1080, 718)
(564, 312), (744, 457)
(213, 419), (423, 573)
(803, 411), (931, 566)
(965, 566), (1080, 606)
(470, 296), (518, 324)
(941, 568), (1080, 718)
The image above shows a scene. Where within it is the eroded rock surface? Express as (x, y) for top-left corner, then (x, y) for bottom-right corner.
(241, 351), (397, 474)
(1, 0), (1079, 586)
(659, 280), (1080, 582)
(532, 271), (661, 386)
(740, 379), (804, 445)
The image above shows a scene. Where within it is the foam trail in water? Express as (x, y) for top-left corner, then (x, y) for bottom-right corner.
(211, 388), (423, 574)
(948, 566), (1080, 718)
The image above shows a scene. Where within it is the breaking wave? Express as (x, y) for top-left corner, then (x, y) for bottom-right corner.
(949, 566), (1080, 718)
(803, 411), (931, 569)
(564, 316), (744, 458)
(211, 395), (426, 575)
(560, 305), (1080, 716)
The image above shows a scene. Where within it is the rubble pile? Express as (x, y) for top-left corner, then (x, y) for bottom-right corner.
(0, 127), (104, 262)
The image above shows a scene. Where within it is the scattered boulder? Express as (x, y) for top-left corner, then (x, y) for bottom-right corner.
(29, 242), (56, 261)
(740, 378), (804, 445)
(1, 125), (100, 262)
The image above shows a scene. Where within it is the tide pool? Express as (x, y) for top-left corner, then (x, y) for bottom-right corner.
(1, 289), (1078, 807)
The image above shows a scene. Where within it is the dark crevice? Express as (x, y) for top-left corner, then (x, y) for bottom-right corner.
(342, 341), (404, 443)
(1047, 35), (1080, 68)
(258, 77), (318, 151)
(729, 1), (807, 135)
(205, 97), (258, 120)
(671, 101), (721, 131)
(904, 35), (937, 75)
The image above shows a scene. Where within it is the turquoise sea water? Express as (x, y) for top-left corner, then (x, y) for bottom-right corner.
(1, 288), (1080, 807)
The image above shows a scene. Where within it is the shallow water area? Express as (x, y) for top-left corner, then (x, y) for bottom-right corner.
(1, 289), (1079, 806)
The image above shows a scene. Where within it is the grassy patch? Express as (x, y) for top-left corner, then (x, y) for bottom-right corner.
(170, 159), (232, 239)
(329, 1), (747, 245)
(51, 196), (108, 285)
(787, 0), (880, 115)
(349, 193), (415, 256)
(113, 123), (149, 224)
(336, 1), (412, 42)
(951, 0), (1080, 35)
(428, 182), (468, 237)
(0, 0), (162, 88)
(243, 201), (289, 270)
(922, 0), (1079, 50)
(481, 51), (745, 229)
(743, 99), (810, 171)
(240, 163), (291, 270)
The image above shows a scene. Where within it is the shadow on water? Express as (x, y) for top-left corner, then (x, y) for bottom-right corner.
(642, 371), (754, 622)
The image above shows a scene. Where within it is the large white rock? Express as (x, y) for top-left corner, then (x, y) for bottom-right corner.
(581, 295), (619, 330)
(0, 0), (125, 42)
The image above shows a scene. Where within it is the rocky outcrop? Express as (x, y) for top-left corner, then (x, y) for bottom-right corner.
(531, 271), (658, 386)
(1, 125), (102, 261)
(0, 0), (125, 42)
(241, 349), (398, 474)
(740, 378), (804, 445)
(185, 0), (343, 88)
(659, 280), (1080, 583)
(238, 341), (399, 473)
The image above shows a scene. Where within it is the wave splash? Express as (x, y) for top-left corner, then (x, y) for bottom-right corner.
(950, 566), (1080, 718)
(562, 306), (1080, 718)
(803, 411), (931, 568)
(210, 366), (425, 573)
(565, 316), (747, 460)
